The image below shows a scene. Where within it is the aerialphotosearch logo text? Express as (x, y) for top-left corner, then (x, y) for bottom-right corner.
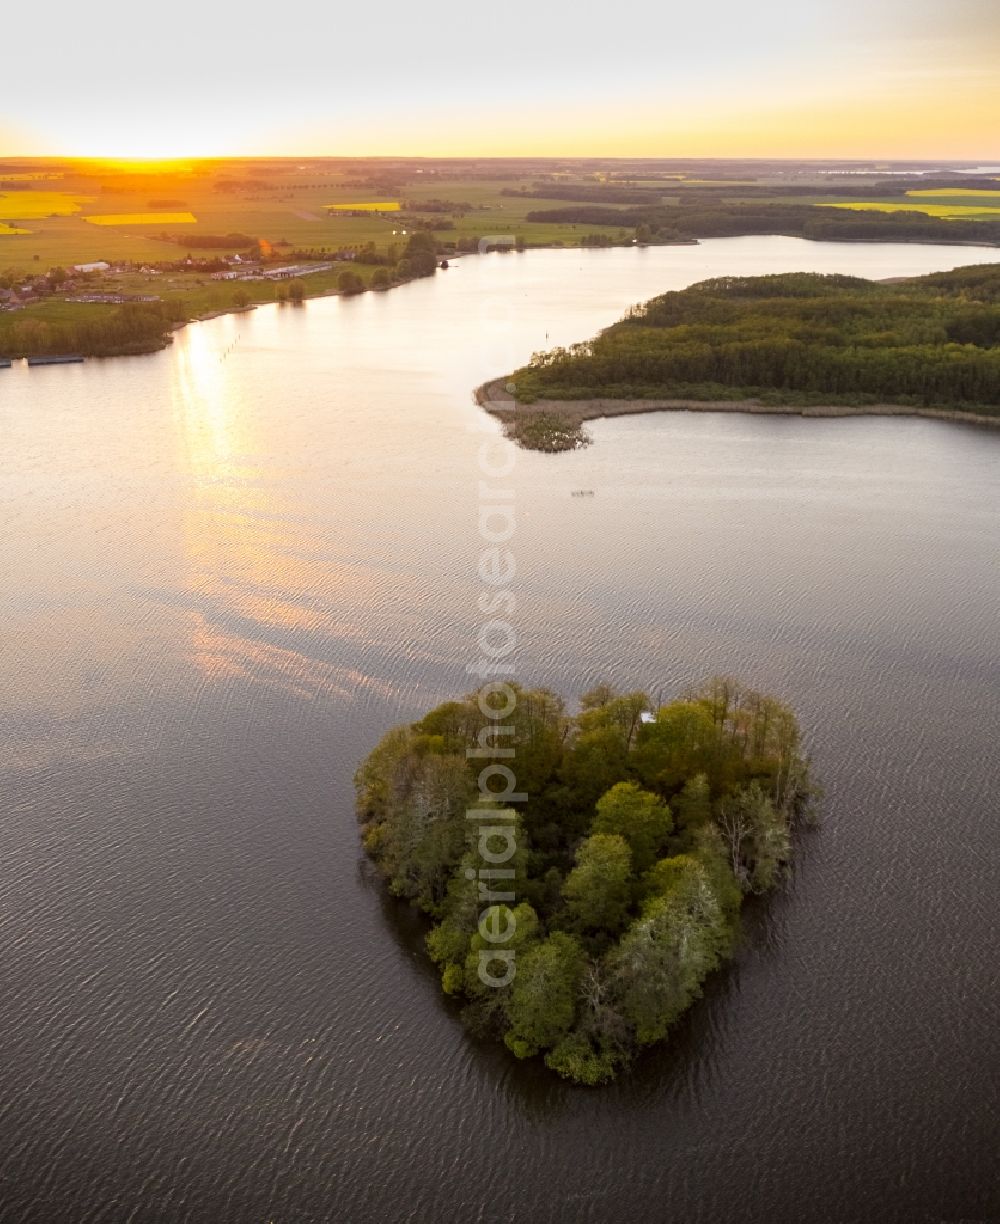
(467, 235), (522, 988)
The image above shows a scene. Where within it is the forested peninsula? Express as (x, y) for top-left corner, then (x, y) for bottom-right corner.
(485, 264), (1000, 449)
(355, 680), (814, 1084)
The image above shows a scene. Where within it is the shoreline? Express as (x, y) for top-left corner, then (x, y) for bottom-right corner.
(0, 255), (464, 361)
(7, 232), (1000, 364)
(475, 380), (1000, 446)
(145, 229), (986, 354)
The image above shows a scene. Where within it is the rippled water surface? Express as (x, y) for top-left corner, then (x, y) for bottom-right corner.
(2, 237), (999, 1224)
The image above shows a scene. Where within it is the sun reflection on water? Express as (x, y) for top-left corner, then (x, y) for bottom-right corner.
(173, 324), (236, 478)
(169, 322), (396, 702)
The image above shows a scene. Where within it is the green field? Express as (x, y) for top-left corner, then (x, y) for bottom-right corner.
(7, 158), (1000, 278)
(0, 162), (638, 273)
(6, 159), (1000, 280)
(4, 158), (1000, 358)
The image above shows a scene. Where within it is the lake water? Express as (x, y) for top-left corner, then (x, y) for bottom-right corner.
(2, 236), (999, 1224)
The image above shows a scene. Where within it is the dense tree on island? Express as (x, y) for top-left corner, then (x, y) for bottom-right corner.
(356, 679), (814, 1084)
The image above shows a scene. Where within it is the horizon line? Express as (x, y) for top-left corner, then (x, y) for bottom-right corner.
(3, 153), (1000, 163)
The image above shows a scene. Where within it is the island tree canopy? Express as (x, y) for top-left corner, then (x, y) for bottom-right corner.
(356, 679), (814, 1084)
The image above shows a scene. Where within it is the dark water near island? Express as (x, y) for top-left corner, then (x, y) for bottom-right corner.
(2, 236), (999, 1224)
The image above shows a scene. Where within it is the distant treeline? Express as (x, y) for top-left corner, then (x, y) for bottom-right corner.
(505, 185), (661, 205)
(523, 201), (1000, 245)
(402, 198), (475, 213)
(510, 265), (1000, 414)
(170, 232), (258, 249)
(510, 176), (1000, 207)
(213, 179), (271, 193)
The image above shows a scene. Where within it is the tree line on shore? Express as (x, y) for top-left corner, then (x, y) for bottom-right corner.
(510, 267), (1000, 412)
(0, 300), (188, 358)
(523, 201), (1000, 247)
(507, 175), (1000, 209)
(356, 680), (814, 1084)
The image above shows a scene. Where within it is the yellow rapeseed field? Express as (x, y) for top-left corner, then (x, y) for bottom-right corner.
(906, 187), (1000, 198)
(326, 202), (400, 212)
(0, 191), (91, 218)
(84, 211), (198, 225)
(824, 201), (1000, 219)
